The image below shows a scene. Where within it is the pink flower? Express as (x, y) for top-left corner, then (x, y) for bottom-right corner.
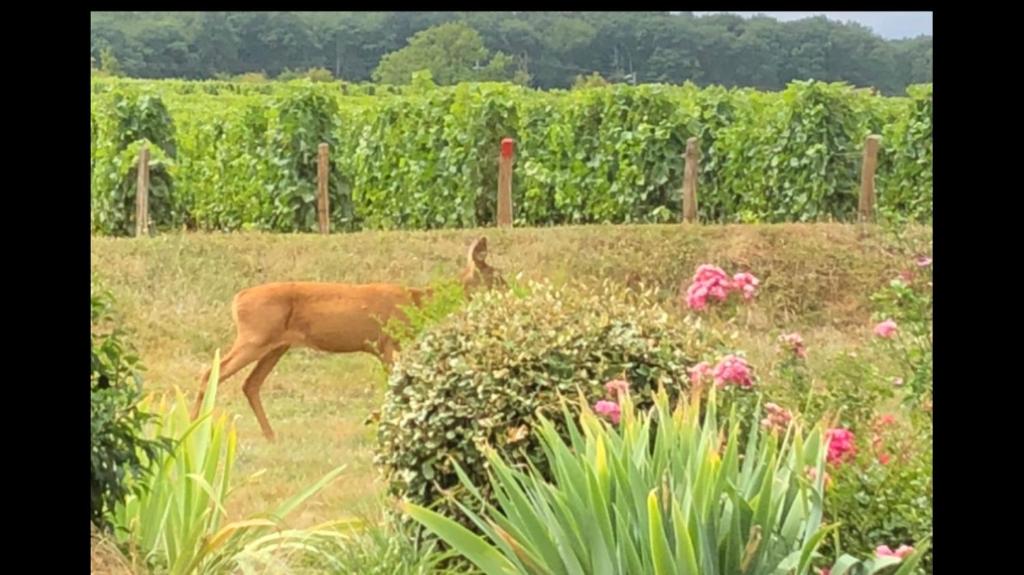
(873, 319), (898, 339)
(892, 377), (904, 387)
(761, 402), (792, 433)
(689, 362), (713, 386)
(819, 569), (830, 575)
(877, 453), (891, 465)
(732, 272), (760, 300)
(778, 332), (807, 359)
(825, 428), (856, 465)
(683, 265), (733, 311)
(694, 264), (730, 284)
(594, 400), (621, 424)
(805, 465), (833, 489)
(680, 265), (760, 311)
(604, 379), (629, 399)
(876, 545), (914, 559)
(712, 355), (754, 389)
(915, 256), (932, 268)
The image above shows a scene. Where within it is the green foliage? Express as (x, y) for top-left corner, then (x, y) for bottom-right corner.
(376, 281), (719, 530)
(824, 418), (933, 573)
(706, 81), (882, 222)
(572, 71), (610, 89)
(373, 21), (511, 86)
(91, 12), (931, 93)
(877, 85), (932, 223)
(344, 82), (521, 229)
(266, 85), (352, 231)
(90, 78), (934, 233)
(111, 352), (347, 574)
(175, 100), (271, 231)
(382, 278), (468, 348)
(91, 288), (169, 531)
(231, 72), (270, 83)
(404, 388), (840, 574)
(91, 88), (178, 235)
(279, 67), (336, 83)
(870, 270), (933, 407)
(300, 521), (470, 574)
(517, 84), (693, 225)
(99, 46), (122, 76)
(801, 352), (895, 436)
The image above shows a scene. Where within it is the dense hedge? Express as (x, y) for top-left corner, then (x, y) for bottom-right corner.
(376, 282), (720, 529)
(91, 79), (932, 235)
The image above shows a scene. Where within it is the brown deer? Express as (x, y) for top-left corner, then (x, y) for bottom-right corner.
(191, 236), (504, 440)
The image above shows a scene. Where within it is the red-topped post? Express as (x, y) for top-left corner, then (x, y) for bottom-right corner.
(497, 138), (515, 228)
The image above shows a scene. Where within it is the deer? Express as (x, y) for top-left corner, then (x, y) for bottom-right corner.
(191, 236), (505, 441)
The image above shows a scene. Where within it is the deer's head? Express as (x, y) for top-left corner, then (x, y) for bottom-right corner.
(460, 236), (506, 296)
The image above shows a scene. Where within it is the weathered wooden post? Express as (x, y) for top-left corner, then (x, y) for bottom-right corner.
(681, 137), (700, 223)
(135, 145), (150, 237)
(317, 143), (330, 234)
(858, 135), (881, 223)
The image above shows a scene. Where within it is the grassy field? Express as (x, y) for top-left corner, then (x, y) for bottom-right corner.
(91, 223), (931, 529)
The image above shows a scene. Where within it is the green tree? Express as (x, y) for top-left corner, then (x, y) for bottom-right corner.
(373, 21), (493, 85)
(99, 46), (122, 76)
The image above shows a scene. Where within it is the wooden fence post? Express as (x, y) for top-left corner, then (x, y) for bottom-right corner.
(859, 135), (881, 223)
(135, 145), (150, 237)
(317, 143), (330, 234)
(497, 138), (515, 228)
(681, 137), (699, 223)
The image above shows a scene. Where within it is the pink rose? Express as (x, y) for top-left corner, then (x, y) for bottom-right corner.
(805, 465), (833, 489)
(694, 264), (729, 284)
(712, 355), (754, 389)
(604, 379), (629, 399)
(732, 272), (760, 300)
(594, 400), (621, 424)
(778, 332), (807, 358)
(689, 362), (713, 386)
(825, 428), (856, 465)
(876, 544), (914, 559)
(761, 402), (792, 433)
(873, 319), (898, 339)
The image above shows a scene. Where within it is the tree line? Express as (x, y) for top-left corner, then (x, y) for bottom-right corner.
(90, 11), (932, 94)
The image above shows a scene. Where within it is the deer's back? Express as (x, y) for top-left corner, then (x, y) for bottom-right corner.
(232, 282), (418, 353)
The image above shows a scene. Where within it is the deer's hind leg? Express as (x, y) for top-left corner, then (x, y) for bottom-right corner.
(192, 339), (274, 420)
(242, 345), (289, 441)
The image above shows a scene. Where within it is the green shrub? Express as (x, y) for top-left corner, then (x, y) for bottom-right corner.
(91, 88), (178, 235)
(824, 415), (933, 574)
(90, 288), (168, 531)
(376, 281), (720, 528)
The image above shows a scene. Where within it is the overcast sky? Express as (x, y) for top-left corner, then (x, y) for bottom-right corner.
(693, 12), (933, 39)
